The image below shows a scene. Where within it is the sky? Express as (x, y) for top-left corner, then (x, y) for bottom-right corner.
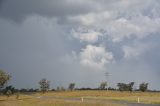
(0, 0), (160, 90)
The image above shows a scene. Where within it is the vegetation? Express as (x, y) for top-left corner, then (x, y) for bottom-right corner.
(39, 78), (50, 93)
(16, 91), (20, 99)
(4, 85), (15, 94)
(0, 90), (160, 106)
(41, 90), (160, 104)
(139, 82), (148, 92)
(99, 81), (107, 90)
(5, 89), (12, 98)
(0, 69), (10, 89)
(68, 83), (75, 91)
(0, 93), (125, 106)
(0, 69), (159, 106)
(117, 82), (134, 92)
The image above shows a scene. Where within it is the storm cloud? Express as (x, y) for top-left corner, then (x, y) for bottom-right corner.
(0, 0), (160, 90)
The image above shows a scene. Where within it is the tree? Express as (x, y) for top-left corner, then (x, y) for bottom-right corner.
(139, 82), (148, 92)
(99, 82), (107, 90)
(56, 86), (65, 91)
(68, 83), (75, 91)
(56, 86), (60, 91)
(0, 69), (10, 89)
(117, 82), (134, 92)
(4, 85), (15, 94)
(128, 82), (135, 92)
(20, 88), (28, 92)
(39, 78), (50, 93)
(6, 90), (12, 99)
(117, 83), (126, 91)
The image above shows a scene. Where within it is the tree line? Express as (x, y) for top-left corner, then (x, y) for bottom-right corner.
(0, 69), (150, 97)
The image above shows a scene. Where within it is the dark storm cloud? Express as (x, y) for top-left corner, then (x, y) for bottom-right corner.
(0, 0), (160, 90)
(0, 0), (4, 4)
(0, 0), (98, 22)
(0, 0), (4, 10)
(0, 17), (100, 89)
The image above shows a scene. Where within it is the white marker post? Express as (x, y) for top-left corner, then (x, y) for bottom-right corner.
(81, 97), (84, 103)
(137, 97), (140, 103)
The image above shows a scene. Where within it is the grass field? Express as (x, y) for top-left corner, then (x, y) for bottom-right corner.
(41, 90), (160, 104)
(0, 90), (160, 106)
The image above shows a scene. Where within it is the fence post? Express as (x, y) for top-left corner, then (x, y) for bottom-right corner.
(81, 97), (84, 102)
(137, 97), (140, 103)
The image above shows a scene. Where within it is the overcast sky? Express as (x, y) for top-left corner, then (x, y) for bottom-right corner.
(0, 0), (160, 90)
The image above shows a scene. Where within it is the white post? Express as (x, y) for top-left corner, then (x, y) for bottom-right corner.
(81, 97), (84, 102)
(137, 97), (140, 103)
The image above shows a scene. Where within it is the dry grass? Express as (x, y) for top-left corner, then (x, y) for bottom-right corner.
(0, 93), (124, 106)
(0, 90), (160, 106)
(42, 90), (160, 97)
(38, 90), (160, 104)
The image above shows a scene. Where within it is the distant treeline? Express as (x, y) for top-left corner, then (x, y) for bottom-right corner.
(0, 69), (160, 96)
(1, 85), (159, 95)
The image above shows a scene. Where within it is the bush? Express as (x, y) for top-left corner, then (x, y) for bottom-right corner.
(6, 90), (12, 98)
(139, 82), (148, 92)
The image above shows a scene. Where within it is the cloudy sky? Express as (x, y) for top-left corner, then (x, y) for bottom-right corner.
(0, 0), (160, 90)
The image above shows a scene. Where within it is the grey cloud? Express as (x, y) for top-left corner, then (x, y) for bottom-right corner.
(0, 0), (97, 22)
(0, 16), (104, 89)
(0, 0), (4, 5)
(0, 0), (160, 90)
(0, 17), (69, 88)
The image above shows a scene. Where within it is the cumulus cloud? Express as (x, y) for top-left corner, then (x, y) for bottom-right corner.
(67, 0), (160, 43)
(107, 15), (160, 42)
(61, 44), (114, 70)
(79, 45), (114, 70)
(69, 10), (160, 43)
(71, 27), (103, 43)
(68, 11), (114, 26)
(1, 0), (160, 42)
